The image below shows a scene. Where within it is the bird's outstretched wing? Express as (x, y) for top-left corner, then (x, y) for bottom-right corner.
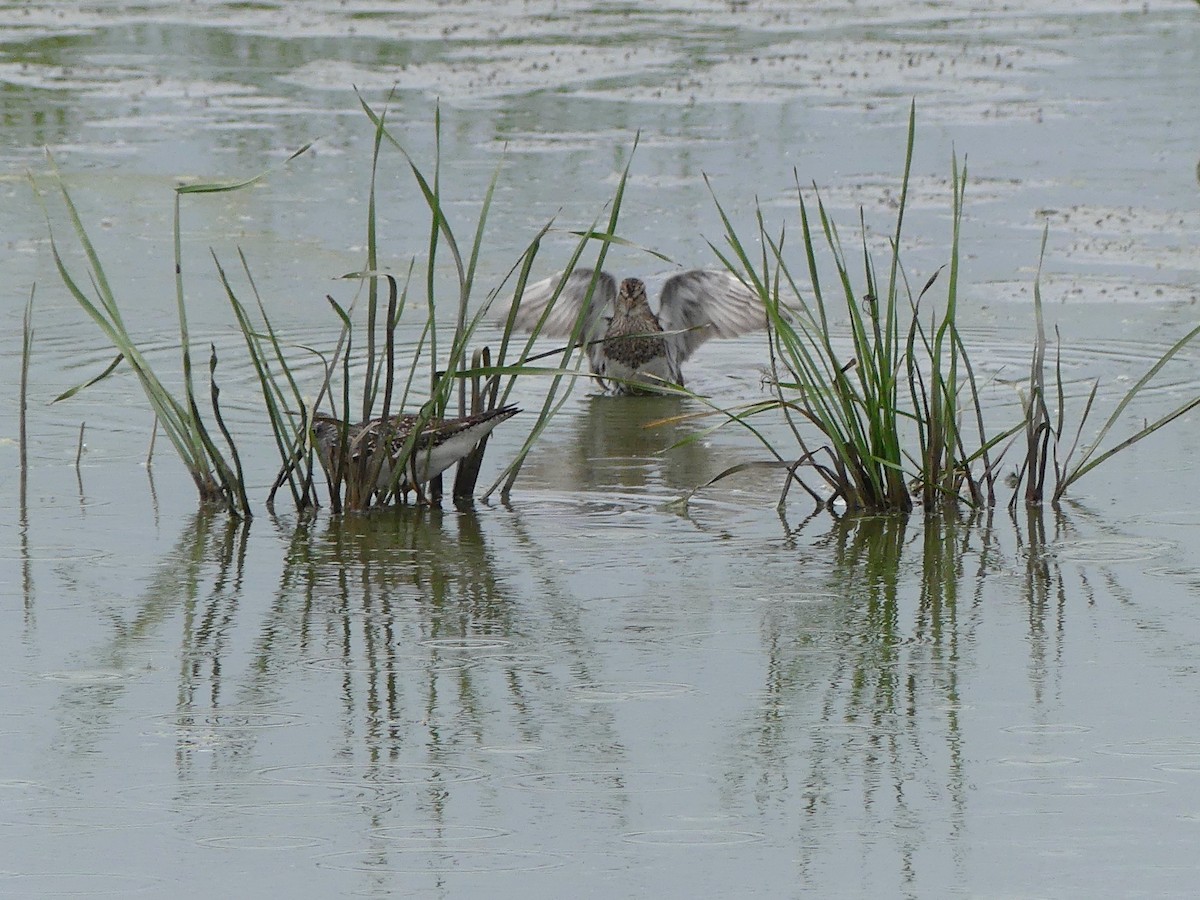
(656, 269), (769, 362)
(501, 268), (617, 342)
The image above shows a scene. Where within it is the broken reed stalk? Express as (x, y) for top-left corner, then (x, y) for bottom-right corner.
(147, 417), (158, 466)
(208, 344), (251, 515)
(453, 346), (492, 501)
(20, 287), (33, 478)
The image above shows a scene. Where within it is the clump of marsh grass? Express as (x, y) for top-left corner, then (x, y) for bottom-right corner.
(35, 92), (644, 516)
(36, 103), (636, 518)
(1010, 227), (1200, 507)
(31, 150), (300, 519)
(220, 97), (639, 513)
(683, 103), (1200, 513)
(684, 104), (1006, 513)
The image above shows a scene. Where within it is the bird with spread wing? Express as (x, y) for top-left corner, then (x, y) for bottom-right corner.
(504, 268), (771, 395)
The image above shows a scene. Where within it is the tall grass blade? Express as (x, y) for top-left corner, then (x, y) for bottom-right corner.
(700, 106), (1014, 513)
(37, 178), (213, 493)
(52, 354), (124, 404)
(673, 459), (813, 508)
(362, 98), (390, 422)
(214, 252), (310, 509)
(1053, 321), (1200, 500)
(208, 345), (251, 518)
(20, 287), (33, 499)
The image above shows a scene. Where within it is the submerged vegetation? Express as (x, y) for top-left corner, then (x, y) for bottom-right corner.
(31, 100), (1200, 519)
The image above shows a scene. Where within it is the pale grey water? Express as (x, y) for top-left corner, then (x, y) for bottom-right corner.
(3, 1), (1200, 897)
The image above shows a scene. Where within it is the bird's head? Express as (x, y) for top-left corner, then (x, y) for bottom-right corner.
(616, 278), (650, 316)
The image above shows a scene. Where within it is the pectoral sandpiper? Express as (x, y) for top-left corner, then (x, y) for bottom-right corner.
(504, 268), (770, 394)
(312, 405), (519, 498)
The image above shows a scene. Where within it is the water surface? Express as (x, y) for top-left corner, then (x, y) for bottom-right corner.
(3, 2), (1200, 897)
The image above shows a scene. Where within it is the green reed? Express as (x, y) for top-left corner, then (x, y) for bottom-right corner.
(287, 98), (637, 511)
(693, 104), (1000, 512)
(19, 286), (34, 506)
(36, 92), (645, 515)
(234, 97), (637, 512)
(34, 155), (276, 518)
(1011, 226), (1200, 506)
(689, 103), (1200, 513)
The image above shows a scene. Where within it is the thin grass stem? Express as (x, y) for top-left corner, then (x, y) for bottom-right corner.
(20, 286), (34, 479)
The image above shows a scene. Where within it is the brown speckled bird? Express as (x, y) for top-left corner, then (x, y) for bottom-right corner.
(311, 405), (519, 495)
(504, 268), (770, 394)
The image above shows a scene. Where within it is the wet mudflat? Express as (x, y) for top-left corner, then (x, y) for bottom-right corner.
(2, 1), (1200, 897)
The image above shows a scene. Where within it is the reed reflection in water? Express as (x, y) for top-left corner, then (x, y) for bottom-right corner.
(7, 488), (1199, 896)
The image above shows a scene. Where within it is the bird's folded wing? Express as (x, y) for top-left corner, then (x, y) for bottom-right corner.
(657, 269), (769, 361)
(500, 268), (616, 340)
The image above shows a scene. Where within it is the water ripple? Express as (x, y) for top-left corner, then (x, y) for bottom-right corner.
(994, 776), (1171, 797)
(1096, 738), (1200, 758)
(757, 592), (841, 605)
(36, 669), (128, 684)
(476, 743), (547, 756)
(501, 770), (708, 794)
(143, 710), (302, 731)
(1003, 723), (1093, 735)
(0, 545), (108, 561)
(315, 847), (565, 875)
(0, 805), (173, 835)
(260, 763), (488, 789)
(1045, 537), (1174, 563)
(303, 654), (475, 675)
(995, 755), (1081, 767)
(571, 681), (693, 703)
(0, 873), (162, 896)
(622, 829), (764, 846)
(420, 637), (513, 652)
(371, 824), (509, 844)
(1156, 761), (1200, 775)
(194, 833), (328, 850)
(120, 780), (359, 812)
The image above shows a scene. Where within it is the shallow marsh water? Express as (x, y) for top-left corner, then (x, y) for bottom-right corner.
(3, 1), (1200, 897)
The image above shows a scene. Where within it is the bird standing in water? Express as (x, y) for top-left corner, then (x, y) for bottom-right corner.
(504, 268), (770, 394)
(311, 405), (519, 500)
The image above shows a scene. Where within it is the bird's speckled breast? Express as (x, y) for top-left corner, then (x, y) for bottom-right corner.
(603, 311), (667, 367)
